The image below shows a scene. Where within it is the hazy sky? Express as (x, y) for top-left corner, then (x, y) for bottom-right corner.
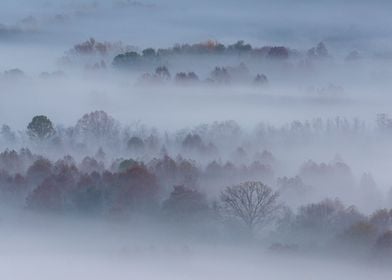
(2, 0), (392, 48)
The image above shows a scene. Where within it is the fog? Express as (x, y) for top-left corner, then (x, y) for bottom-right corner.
(1, 0), (392, 279)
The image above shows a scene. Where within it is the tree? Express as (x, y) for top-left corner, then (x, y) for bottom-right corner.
(127, 136), (145, 152)
(175, 72), (199, 84)
(78, 156), (104, 174)
(142, 48), (156, 57)
(1, 125), (16, 142)
(26, 177), (63, 211)
(3, 68), (25, 79)
(369, 209), (392, 233)
(75, 111), (119, 144)
(210, 67), (231, 84)
(26, 158), (53, 184)
(316, 42), (329, 57)
(118, 159), (139, 172)
(115, 166), (158, 211)
(374, 231), (392, 257)
(182, 133), (204, 151)
(155, 66), (171, 80)
(27, 115), (55, 140)
(340, 221), (377, 247)
(254, 74), (268, 85)
(162, 185), (209, 221)
(295, 199), (364, 234)
(267, 47), (289, 59)
(220, 181), (280, 231)
(71, 173), (104, 215)
(113, 51), (141, 68)
(307, 42), (329, 59)
(228, 40), (252, 53)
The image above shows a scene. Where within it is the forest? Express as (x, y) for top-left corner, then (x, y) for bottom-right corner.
(0, 110), (391, 261)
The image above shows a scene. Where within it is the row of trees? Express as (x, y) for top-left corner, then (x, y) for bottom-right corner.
(0, 148), (279, 231)
(26, 37), (360, 76)
(0, 112), (383, 178)
(1, 150), (388, 241)
(112, 40), (294, 68)
(137, 65), (268, 86)
(0, 120), (391, 257)
(22, 111), (121, 144)
(113, 41), (333, 67)
(57, 38), (367, 73)
(0, 153), (390, 257)
(274, 199), (392, 257)
(111, 41), (335, 72)
(16, 111), (371, 147)
(0, 112), (386, 206)
(0, 148), (274, 202)
(0, 112), (389, 213)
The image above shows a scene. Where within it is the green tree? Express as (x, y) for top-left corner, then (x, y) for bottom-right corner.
(27, 115), (55, 139)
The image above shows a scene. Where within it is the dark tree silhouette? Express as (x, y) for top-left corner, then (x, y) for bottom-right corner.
(210, 67), (231, 84)
(228, 40), (252, 53)
(175, 72), (199, 84)
(307, 42), (329, 59)
(374, 231), (392, 257)
(220, 181), (280, 231)
(127, 136), (145, 152)
(267, 47), (289, 59)
(155, 66), (171, 80)
(254, 74), (268, 85)
(162, 185), (209, 221)
(142, 48), (156, 57)
(182, 133), (204, 151)
(26, 177), (63, 211)
(113, 51), (141, 68)
(26, 158), (53, 184)
(27, 115), (55, 140)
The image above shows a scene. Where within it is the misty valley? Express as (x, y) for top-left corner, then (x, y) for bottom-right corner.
(1, 0), (392, 279)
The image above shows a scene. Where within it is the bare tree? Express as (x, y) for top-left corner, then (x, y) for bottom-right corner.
(75, 110), (120, 145)
(220, 181), (280, 231)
